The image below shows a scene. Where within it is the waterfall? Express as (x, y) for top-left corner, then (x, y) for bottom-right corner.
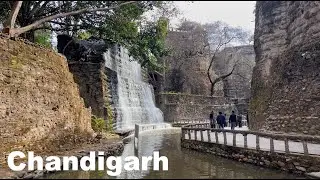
(103, 45), (164, 131)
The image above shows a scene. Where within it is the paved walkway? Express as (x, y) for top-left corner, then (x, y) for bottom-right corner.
(185, 126), (320, 156)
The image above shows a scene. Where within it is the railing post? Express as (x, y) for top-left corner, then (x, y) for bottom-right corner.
(223, 131), (227, 145)
(256, 135), (260, 150)
(284, 138), (289, 154)
(215, 131), (219, 143)
(270, 138), (274, 153)
(303, 141), (309, 156)
(188, 129), (191, 140)
(244, 134), (248, 148)
(181, 129), (185, 140)
(233, 132), (236, 147)
(207, 130), (211, 142)
(200, 130), (204, 141)
(194, 130), (197, 140)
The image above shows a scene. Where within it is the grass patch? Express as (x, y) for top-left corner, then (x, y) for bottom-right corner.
(91, 115), (107, 133)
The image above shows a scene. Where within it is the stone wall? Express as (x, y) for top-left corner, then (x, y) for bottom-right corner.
(160, 31), (224, 96)
(0, 37), (93, 164)
(68, 62), (106, 119)
(67, 61), (118, 129)
(215, 45), (255, 115)
(215, 45), (255, 100)
(157, 93), (237, 123)
(249, 1), (320, 135)
(181, 139), (320, 175)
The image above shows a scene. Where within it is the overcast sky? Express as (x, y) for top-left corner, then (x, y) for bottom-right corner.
(170, 1), (256, 33)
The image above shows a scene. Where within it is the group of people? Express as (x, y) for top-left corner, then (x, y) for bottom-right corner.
(209, 111), (243, 130)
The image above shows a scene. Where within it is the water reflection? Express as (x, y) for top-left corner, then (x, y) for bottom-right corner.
(44, 131), (303, 179)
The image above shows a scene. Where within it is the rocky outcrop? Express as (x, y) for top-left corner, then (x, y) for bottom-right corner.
(0, 37), (94, 164)
(215, 45), (255, 115)
(249, 1), (320, 135)
(57, 35), (116, 127)
(161, 31), (224, 96)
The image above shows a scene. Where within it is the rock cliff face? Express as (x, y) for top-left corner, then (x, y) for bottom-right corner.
(161, 31), (224, 96)
(215, 45), (255, 115)
(0, 37), (93, 164)
(249, 1), (320, 135)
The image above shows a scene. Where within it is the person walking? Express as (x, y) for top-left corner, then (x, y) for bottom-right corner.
(229, 111), (237, 130)
(216, 112), (226, 129)
(237, 114), (243, 128)
(209, 111), (215, 130)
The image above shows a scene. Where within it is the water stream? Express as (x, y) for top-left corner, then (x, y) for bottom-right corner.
(104, 45), (164, 131)
(44, 130), (302, 179)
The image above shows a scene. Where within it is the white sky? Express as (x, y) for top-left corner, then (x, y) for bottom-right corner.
(170, 1), (256, 33)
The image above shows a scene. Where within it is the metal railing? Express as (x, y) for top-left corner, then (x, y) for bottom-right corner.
(181, 123), (320, 156)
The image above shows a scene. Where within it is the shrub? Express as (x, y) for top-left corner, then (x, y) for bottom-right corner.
(91, 115), (106, 133)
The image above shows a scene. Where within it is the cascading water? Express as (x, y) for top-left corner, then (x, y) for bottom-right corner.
(104, 44), (164, 131)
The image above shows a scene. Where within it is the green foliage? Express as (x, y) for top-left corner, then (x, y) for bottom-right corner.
(104, 96), (114, 133)
(106, 104), (113, 132)
(91, 115), (106, 133)
(34, 30), (52, 48)
(0, 1), (174, 72)
(77, 31), (92, 40)
(165, 91), (179, 95)
(86, 3), (171, 72)
(125, 17), (170, 72)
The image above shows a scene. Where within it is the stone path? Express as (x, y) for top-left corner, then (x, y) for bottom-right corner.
(185, 126), (320, 156)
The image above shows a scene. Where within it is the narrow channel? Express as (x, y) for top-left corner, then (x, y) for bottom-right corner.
(43, 129), (302, 179)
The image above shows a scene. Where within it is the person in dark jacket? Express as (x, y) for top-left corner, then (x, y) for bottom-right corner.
(237, 115), (243, 128)
(216, 112), (226, 129)
(229, 111), (237, 130)
(209, 111), (215, 130)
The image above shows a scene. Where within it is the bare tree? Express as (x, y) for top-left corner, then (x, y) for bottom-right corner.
(203, 21), (251, 96)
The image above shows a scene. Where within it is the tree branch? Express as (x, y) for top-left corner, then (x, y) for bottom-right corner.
(8, 1), (136, 37)
(212, 63), (236, 86)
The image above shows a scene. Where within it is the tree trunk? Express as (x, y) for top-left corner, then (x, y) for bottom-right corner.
(2, 1), (23, 35)
(210, 84), (214, 96)
(209, 65), (236, 96)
